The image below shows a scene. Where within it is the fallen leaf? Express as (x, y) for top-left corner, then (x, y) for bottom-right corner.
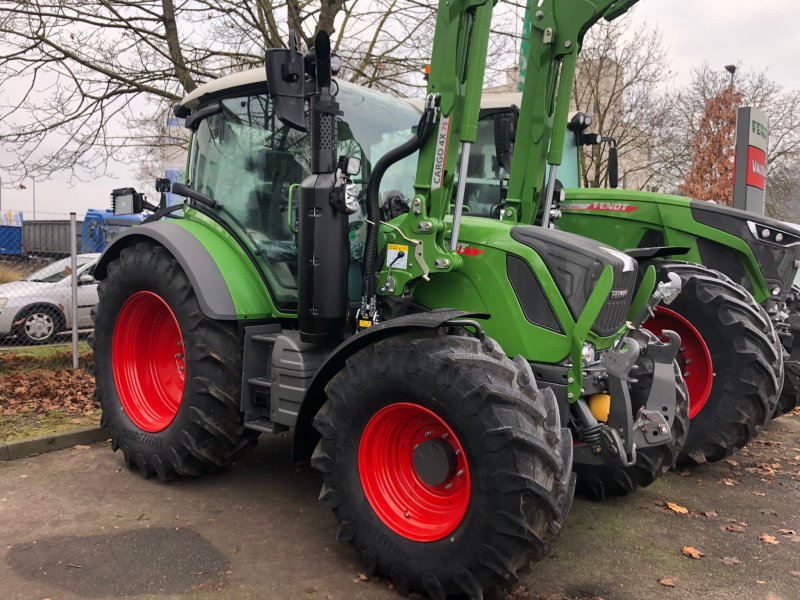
(725, 459), (739, 467)
(682, 546), (704, 559)
(759, 533), (780, 545)
(752, 491), (766, 497)
(790, 570), (800, 578)
(676, 470), (692, 477)
(74, 444), (90, 450)
(756, 580), (767, 584)
(355, 573), (369, 582)
(703, 510), (718, 518)
(722, 521), (747, 533)
(721, 478), (740, 486)
(720, 557), (741, 566)
(193, 579), (224, 591)
(658, 577), (677, 588)
(779, 529), (796, 536)
(667, 502), (689, 514)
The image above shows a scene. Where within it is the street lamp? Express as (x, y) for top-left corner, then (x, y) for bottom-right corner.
(724, 64), (737, 87)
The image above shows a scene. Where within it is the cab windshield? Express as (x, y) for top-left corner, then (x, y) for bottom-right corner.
(188, 83), (420, 308)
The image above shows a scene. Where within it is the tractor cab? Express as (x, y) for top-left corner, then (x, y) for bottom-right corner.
(178, 71), (421, 308)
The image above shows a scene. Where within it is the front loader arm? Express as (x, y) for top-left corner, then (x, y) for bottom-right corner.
(379, 0), (641, 295)
(505, 0), (641, 225)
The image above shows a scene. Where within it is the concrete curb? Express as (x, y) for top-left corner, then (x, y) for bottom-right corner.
(0, 426), (109, 461)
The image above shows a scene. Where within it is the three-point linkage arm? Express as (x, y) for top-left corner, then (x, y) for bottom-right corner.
(374, 0), (642, 298)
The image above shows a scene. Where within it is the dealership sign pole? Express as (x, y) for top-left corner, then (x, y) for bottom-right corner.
(732, 107), (768, 214)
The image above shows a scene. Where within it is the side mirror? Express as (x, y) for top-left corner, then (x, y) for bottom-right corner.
(111, 187), (144, 215)
(493, 113), (516, 173)
(608, 145), (619, 189)
(78, 273), (94, 285)
(265, 32), (307, 132)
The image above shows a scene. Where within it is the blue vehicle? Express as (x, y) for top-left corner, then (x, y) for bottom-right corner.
(81, 209), (144, 253)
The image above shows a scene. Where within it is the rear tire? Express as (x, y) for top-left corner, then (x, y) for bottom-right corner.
(647, 262), (781, 465)
(574, 360), (689, 500)
(311, 330), (575, 599)
(92, 241), (258, 480)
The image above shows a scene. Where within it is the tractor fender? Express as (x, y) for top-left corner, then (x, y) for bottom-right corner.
(291, 309), (489, 462)
(94, 220), (237, 320)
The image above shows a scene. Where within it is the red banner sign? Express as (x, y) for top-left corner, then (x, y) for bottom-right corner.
(746, 146), (767, 190)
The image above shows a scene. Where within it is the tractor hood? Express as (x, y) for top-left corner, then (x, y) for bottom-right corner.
(689, 200), (800, 239)
(690, 201), (800, 299)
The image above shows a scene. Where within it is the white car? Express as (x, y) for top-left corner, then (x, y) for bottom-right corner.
(0, 254), (100, 345)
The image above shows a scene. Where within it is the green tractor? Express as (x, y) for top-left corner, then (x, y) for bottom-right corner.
(446, 93), (794, 472)
(92, 0), (688, 596)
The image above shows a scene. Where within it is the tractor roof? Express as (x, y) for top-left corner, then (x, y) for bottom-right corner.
(180, 68), (266, 110)
(405, 91), (523, 112)
(179, 67), (409, 114)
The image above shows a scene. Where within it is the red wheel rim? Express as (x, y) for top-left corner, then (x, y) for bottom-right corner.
(112, 291), (186, 432)
(358, 403), (471, 542)
(644, 306), (713, 419)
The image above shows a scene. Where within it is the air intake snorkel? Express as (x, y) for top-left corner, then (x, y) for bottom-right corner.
(359, 106), (437, 323)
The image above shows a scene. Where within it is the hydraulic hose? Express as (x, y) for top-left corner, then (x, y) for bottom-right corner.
(362, 107), (436, 299)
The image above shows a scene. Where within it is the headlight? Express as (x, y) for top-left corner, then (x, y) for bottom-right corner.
(747, 221), (800, 247)
(0, 297), (7, 309)
(581, 343), (597, 365)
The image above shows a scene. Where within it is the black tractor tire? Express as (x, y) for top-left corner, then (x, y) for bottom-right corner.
(777, 360), (800, 416)
(775, 292), (800, 416)
(311, 330), (575, 599)
(650, 262), (781, 465)
(574, 360), (689, 500)
(15, 305), (63, 345)
(91, 241), (258, 480)
(656, 262), (786, 419)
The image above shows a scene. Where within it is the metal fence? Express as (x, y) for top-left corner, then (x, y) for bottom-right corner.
(0, 213), (91, 364)
(0, 212), (99, 443)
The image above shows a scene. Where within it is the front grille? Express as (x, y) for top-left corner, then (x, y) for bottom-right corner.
(593, 268), (636, 337)
(510, 226), (637, 338)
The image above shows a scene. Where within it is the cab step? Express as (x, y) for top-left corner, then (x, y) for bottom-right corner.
(244, 418), (288, 434)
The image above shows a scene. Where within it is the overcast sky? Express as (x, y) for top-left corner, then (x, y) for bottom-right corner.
(632, 0), (800, 88)
(1, 0), (798, 222)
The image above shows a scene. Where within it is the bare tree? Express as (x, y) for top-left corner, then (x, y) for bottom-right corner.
(0, 0), (439, 182)
(570, 17), (671, 190)
(765, 157), (800, 222)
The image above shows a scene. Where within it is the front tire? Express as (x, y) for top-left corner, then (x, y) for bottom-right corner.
(311, 331), (575, 599)
(646, 262), (781, 465)
(92, 241), (258, 480)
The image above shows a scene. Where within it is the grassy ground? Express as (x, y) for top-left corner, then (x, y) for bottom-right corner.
(0, 342), (92, 374)
(0, 407), (101, 442)
(0, 343), (97, 442)
(0, 263), (22, 284)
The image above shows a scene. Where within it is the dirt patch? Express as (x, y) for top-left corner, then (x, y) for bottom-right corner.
(5, 527), (230, 597)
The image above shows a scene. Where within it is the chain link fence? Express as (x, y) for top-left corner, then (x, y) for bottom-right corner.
(1, 212), (99, 443)
(0, 213), (95, 353)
